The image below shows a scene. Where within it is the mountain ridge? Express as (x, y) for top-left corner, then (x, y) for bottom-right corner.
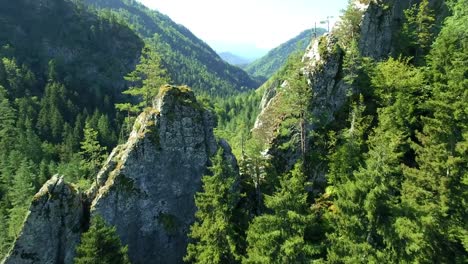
(83, 0), (260, 95)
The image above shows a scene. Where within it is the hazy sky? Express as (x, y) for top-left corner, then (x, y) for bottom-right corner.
(137, 0), (349, 57)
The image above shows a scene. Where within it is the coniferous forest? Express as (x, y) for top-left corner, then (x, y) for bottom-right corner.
(0, 0), (466, 263)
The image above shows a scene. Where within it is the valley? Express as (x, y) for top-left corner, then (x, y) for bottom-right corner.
(0, 0), (466, 263)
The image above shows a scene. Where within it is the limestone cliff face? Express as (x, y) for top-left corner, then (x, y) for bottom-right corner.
(3, 85), (236, 264)
(3, 175), (84, 264)
(89, 85), (219, 264)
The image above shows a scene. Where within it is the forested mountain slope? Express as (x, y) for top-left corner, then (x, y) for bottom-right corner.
(245, 27), (326, 81)
(240, 0), (467, 262)
(0, 0), (145, 258)
(1, 0), (466, 263)
(83, 0), (260, 95)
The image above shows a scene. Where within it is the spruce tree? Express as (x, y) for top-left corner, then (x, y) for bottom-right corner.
(326, 97), (372, 263)
(122, 45), (170, 110)
(7, 158), (36, 238)
(185, 149), (242, 264)
(74, 216), (130, 264)
(244, 162), (318, 264)
(0, 85), (16, 152)
(79, 121), (106, 181)
(397, 1), (468, 262)
(400, 0), (436, 65)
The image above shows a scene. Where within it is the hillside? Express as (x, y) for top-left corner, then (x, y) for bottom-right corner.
(83, 0), (260, 95)
(245, 27), (327, 81)
(0, 0), (145, 258)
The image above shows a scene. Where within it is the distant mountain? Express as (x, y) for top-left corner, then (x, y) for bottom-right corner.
(245, 28), (327, 81)
(83, 0), (260, 95)
(218, 52), (253, 66)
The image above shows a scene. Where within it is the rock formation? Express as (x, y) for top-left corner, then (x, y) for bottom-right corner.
(360, 0), (448, 59)
(89, 85), (219, 264)
(4, 175), (84, 264)
(2, 85), (237, 264)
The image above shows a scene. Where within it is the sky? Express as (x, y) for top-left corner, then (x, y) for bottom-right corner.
(137, 0), (349, 59)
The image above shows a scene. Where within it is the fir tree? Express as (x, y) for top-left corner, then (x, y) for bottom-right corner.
(7, 158), (36, 238)
(185, 149), (242, 264)
(79, 121), (106, 181)
(400, 0), (436, 65)
(123, 45), (170, 110)
(0, 85), (16, 152)
(74, 216), (130, 264)
(244, 162), (318, 264)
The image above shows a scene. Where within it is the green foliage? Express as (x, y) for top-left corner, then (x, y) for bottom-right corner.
(80, 122), (107, 181)
(396, 1), (468, 261)
(74, 215), (130, 264)
(399, 0), (436, 65)
(333, 1), (365, 48)
(123, 45), (170, 110)
(244, 162), (320, 263)
(214, 89), (262, 158)
(185, 149), (243, 264)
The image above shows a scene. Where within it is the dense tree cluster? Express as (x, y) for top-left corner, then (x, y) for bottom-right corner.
(187, 0), (467, 263)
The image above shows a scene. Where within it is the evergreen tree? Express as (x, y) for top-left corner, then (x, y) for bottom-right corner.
(279, 52), (312, 158)
(185, 149), (242, 264)
(327, 58), (425, 262)
(7, 158), (36, 238)
(123, 45), (170, 110)
(79, 121), (106, 181)
(397, 1), (468, 262)
(37, 81), (67, 141)
(0, 85), (16, 152)
(74, 215), (130, 264)
(244, 162), (318, 264)
(400, 0), (436, 65)
(325, 98), (369, 263)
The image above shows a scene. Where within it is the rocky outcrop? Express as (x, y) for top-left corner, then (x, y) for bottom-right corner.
(253, 34), (346, 172)
(3, 85), (237, 264)
(89, 85), (220, 264)
(359, 0), (448, 59)
(3, 175), (84, 264)
(253, 0), (448, 175)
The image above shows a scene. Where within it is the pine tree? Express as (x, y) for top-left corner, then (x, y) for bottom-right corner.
(327, 58), (425, 262)
(7, 158), (36, 238)
(37, 81), (67, 141)
(123, 45), (170, 110)
(79, 121), (106, 181)
(185, 149), (242, 264)
(244, 162), (318, 264)
(279, 52), (312, 158)
(0, 85), (16, 152)
(74, 215), (130, 264)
